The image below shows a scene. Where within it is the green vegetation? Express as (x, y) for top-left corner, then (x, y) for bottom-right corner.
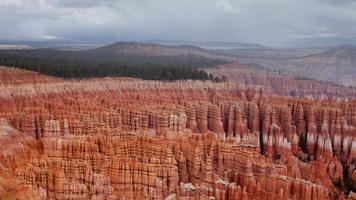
(0, 47), (227, 80)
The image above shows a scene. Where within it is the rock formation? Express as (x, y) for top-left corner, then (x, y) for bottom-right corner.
(0, 67), (355, 199)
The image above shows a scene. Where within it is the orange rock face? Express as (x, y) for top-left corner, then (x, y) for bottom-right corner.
(0, 67), (355, 200)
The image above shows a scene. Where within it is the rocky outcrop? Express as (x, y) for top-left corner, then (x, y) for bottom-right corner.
(0, 118), (42, 199)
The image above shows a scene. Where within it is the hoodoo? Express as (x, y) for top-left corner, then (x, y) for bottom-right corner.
(0, 67), (355, 199)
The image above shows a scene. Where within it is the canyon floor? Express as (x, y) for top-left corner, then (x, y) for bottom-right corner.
(0, 66), (355, 200)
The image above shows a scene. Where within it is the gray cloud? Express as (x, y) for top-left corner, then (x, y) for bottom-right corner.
(52, 0), (116, 8)
(320, 0), (356, 5)
(0, 0), (355, 46)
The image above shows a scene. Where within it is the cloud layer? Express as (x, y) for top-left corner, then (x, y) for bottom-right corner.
(0, 0), (356, 46)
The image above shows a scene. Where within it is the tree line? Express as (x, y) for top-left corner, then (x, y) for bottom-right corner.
(0, 48), (227, 81)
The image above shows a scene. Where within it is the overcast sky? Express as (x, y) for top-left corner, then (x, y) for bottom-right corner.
(0, 0), (356, 46)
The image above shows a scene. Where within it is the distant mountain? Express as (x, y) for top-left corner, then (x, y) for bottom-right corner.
(96, 42), (213, 56)
(285, 36), (356, 48)
(94, 42), (235, 61)
(210, 48), (325, 59)
(146, 40), (268, 49)
(193, 41), (268, 49)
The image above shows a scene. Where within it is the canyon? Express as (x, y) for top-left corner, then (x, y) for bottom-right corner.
(0, 66), (355, 199)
